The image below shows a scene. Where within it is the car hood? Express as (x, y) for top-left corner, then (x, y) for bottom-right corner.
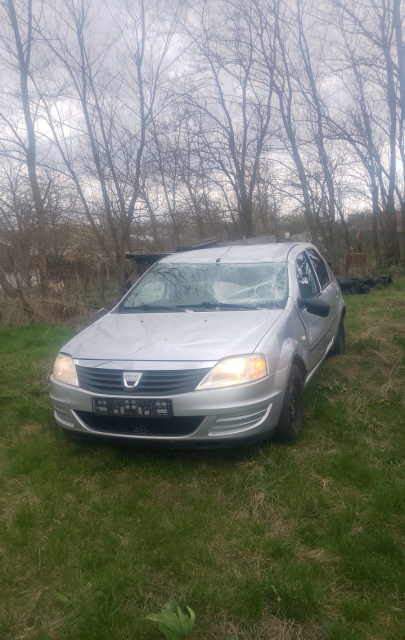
(62, 309), (283, 363)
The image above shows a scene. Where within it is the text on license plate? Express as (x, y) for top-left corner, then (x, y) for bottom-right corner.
(92, 397), (173, 418)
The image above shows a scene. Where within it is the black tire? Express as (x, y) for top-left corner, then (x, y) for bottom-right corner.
(274, 364), (304, 441)
(330, 319), (345, 356)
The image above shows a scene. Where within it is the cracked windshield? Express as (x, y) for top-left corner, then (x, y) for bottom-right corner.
(119, 262), (287, 312)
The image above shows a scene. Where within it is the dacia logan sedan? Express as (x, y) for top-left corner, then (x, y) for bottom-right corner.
(50, 243), (345, 447)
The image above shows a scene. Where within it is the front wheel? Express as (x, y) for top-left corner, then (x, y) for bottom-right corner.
(274, 364), (304, 441)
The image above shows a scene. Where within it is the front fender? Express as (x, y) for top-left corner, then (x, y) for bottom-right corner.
(256, 300), (309, 374)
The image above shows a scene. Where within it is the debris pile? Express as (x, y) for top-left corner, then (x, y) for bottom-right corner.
(337, 276), (393, 295)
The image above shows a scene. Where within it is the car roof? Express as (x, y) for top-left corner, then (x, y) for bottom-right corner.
(160, 243), (302, 264)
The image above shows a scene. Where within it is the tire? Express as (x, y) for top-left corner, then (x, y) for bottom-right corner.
(330, 319), (345, 356)
(274, 364), (304, 441)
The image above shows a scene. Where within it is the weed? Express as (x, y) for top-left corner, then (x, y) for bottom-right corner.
(145, 601), (196, 640)
(325, 617), (352, 640)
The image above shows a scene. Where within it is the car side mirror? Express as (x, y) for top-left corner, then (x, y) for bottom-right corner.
(297, 296), (330, 317)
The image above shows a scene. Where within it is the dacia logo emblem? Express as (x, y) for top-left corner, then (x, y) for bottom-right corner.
(123, 372), (142, 389)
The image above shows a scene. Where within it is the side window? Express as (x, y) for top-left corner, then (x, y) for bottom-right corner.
(296, 252), (319, 299)
(307, 248), (330, 289)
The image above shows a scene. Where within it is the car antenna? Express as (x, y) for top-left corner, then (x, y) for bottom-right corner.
(216, 257), (221, 264)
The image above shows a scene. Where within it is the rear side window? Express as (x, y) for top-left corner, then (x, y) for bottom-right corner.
(307, 248), (330, 289)
(296, 252), (319, 299)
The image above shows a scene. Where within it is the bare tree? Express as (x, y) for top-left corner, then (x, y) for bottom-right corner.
(293, 0), (340, 269)
(330, 0), (401, 262)
(2, 0), (405, 314)
(0, 0), (48, 294)
(324, 9), (384, 264)
(253, 0), (321, 244)
(393, 0), (405, 257)
(183, 0), (275, 238)
(38, 0), (182, 288)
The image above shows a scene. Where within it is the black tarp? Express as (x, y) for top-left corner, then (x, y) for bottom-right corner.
(337, 276), (393, 295)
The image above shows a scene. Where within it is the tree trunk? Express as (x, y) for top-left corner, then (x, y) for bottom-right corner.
(0, 265), (18, 299)
(7, 0), (48, 296)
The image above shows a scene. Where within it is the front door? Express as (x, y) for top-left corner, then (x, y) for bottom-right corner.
(295, 251), (335, 373)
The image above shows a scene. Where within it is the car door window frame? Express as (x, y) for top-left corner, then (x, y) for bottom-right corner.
(296, 251), (320, 299)
(306, 248), (330, 290)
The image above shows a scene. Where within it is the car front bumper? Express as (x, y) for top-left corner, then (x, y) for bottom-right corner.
(50, 365), (289, 447)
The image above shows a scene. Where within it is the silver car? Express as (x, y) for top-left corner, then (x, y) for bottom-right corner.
(50, 243), (345, 447)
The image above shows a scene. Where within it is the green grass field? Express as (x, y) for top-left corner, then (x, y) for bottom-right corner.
(0, 280), (404, 640)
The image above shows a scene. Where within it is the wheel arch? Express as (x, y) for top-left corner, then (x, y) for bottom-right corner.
(291, 355), (307, 383)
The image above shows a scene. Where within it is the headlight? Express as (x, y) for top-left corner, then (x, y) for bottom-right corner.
(53, 354), (79, 387)
(196, 355), (267, 390)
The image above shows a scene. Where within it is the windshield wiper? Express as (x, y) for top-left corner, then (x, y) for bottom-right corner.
(119, 303), (183, 313)
(176, 301), (260, 311)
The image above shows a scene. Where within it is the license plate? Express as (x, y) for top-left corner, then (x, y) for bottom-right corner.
(92, 397), (173, 418)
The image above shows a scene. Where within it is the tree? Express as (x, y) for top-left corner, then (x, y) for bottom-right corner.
(183, 0), (275, 238)
(38, 0), (182, 288)
(0, 0), (48, 294)
(294, 0), (340, 270)
(330, 0), (402, 262)
(253, 0), (320, 245)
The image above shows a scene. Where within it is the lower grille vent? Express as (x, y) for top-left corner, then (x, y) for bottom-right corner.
(75, 411), (203, 437)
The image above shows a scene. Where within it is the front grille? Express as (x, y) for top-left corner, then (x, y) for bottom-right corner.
(75, 411), (204, 437)
(76, 366), (210, 396)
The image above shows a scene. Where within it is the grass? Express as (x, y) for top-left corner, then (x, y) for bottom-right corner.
(0, 280), (404, 640)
